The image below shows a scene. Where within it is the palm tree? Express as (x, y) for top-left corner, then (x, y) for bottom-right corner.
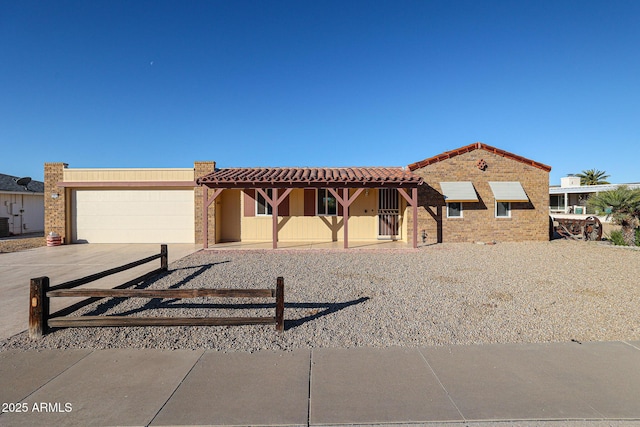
(577, 169), (610, 185)
(588, 186), (640, 246)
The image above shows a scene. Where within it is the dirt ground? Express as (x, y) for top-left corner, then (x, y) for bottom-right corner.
(0, 233), (46, 253)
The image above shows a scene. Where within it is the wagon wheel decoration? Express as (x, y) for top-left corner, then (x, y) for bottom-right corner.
(583, 216), (603, 241)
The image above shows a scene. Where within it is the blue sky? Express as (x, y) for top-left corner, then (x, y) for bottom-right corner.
(2, 0), (639, 184)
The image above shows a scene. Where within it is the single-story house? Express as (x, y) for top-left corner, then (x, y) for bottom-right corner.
(550, 175), (640, 215)
(44, 143), (551, 246)
(0, 173), (44, 237)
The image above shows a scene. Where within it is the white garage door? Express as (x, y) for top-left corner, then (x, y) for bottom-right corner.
(72, 190), (195, 243)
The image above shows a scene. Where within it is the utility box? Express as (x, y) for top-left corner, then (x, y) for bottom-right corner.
(0, 217), (9, 237)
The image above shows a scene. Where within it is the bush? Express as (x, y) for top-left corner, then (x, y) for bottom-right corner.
(607, 230), (627, 246)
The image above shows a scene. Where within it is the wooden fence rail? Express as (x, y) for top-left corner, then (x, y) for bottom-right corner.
(29, 245), (284, 338)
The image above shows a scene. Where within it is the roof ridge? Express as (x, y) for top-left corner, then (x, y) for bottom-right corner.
(407, 142), (551, 172)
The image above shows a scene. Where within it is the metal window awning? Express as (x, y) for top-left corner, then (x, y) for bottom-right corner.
(439, 182), (478, 202)
(489, 181), (529, 202)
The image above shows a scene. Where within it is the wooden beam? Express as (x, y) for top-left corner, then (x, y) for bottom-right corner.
(412, 187), (418, 249)
(272, 188), (278, 249)
(343, 188), (349, 249)
(327, 188), (365, 249)
(47, 288), (276, 298)
(276, 277), (284, 332)
(49, 269), (165, 319)
(255, 188), (293, 249)
(203, 187), (223, 249)
(29, 277), (49, 339)
(48, 316), (277, 327)
(49, 253), (163, 291)
(398, 187), (419, 249)
(161, 244), (168, 271)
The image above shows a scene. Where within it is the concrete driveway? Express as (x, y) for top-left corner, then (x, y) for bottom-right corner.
(0, 243), (199, 340)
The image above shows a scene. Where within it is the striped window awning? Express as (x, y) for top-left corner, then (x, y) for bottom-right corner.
(439, 182), (479, 202)
(489, 182), (529, 202)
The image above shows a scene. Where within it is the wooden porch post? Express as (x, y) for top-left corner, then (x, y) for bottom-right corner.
(412, 187), (418, 249)
(328, 188), (365, 249)
(398, 187), (419, 249)
(202, 187), (223, 249)
(343, 188), (349, 249)
(256, 188), (293, 250)
(272, 188), (278, 249)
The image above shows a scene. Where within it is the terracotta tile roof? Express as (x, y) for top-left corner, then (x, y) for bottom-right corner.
(197, 167), (423, 188)
(408, 142), (552, 172)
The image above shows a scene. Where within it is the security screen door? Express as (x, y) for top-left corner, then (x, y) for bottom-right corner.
(377, 188), (400, 239)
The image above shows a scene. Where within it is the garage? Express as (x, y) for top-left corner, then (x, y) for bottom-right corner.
(71, 189), (195, 243)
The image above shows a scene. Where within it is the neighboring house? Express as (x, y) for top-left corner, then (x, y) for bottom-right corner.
(45, 142), (551, 246)
(550, 175), (640, 215)
(0, 173), (45, 237)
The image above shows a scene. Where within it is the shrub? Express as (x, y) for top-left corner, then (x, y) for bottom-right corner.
(607, 230), (627, 246)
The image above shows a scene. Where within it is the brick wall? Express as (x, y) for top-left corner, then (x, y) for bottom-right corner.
(408, 150), (550, 244)
(194, 161), (216, 245)
(44, 163), (68, 242)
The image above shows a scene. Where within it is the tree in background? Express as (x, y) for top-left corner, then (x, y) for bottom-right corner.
(588, 186), (640, 246)
(577, 169), (610, 185)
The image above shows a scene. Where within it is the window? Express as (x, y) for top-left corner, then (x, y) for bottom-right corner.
(496, 201), (511, 218)
(447, 202), (462, 218)
(317, 189), (337, 216)
(256, 189), (273, 216)
(550, 194), (565, 211)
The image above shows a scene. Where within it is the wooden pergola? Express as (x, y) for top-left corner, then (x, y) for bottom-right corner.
(196, 167), (423, 249)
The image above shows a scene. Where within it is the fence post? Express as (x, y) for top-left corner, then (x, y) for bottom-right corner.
(161, 244), (168, 271)
(29, 277), (50, 339)
(275, 276), (284, 332)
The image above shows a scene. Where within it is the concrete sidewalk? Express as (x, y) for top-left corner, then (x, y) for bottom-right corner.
(0, 243), (200, 340)
(1, 341), (639, 426)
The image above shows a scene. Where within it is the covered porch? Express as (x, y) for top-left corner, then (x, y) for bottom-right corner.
(196, 167), (423, 249)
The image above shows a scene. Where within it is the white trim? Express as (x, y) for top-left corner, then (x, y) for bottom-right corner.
(256, 189), (272, 216)
(316, 189), (337, 216)
(495, 201), (511, 218)
(446, 202), (463, 218)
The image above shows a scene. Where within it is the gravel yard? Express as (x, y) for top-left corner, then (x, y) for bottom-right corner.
(2, 240), (639, 352)
(0, 234), (45, 253)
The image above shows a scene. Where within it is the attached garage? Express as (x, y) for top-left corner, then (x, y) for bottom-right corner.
(71, 189), (195, 243)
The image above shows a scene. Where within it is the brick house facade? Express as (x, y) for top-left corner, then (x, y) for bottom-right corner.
(44, 143), (550, 246)
(407, 143), (551, 244)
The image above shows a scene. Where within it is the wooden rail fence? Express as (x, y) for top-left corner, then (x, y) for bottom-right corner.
(29, 245), (285, 338)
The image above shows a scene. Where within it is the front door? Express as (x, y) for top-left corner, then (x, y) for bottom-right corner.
(377, 188), (400, 239)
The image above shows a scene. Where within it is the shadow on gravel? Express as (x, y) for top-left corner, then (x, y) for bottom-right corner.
(82, 261), (229, 317)
(85, 296), (370, 331)
(283, 297), (370, 330)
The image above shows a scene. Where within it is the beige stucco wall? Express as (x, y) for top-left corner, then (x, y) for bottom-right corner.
(408, 149), (550, 244)
(63, 168), (195, 182)
(227, 188), (406, 242)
